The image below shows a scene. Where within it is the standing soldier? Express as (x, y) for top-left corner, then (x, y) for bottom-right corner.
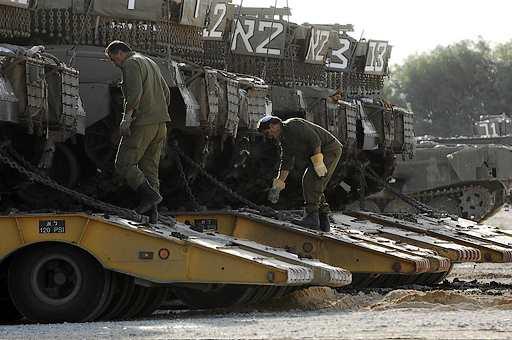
(257, 116), (343, 232)
(105, 40), (171, 222)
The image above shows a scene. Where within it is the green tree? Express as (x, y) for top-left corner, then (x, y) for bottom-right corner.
(386, 40), (500, 137)
(492, 41), (512, 113)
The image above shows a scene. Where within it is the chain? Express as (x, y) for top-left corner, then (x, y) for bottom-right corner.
(0, 143), (146, 223)
(361, 164), (454, 218)
(172, 148), (202, 211)
(171, 143), (291, 220)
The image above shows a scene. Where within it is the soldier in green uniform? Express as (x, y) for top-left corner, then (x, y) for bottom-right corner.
(105, 41), (171, 222)
(258, 116), (343, 231)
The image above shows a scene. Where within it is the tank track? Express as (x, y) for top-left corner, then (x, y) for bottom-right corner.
(362, 181), (506, 222)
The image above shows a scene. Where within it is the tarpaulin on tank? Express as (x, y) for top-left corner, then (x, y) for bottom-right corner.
(92, 0), (162, 22)
(0, 0), (29, 8)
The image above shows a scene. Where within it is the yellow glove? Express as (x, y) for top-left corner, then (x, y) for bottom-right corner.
(310, 153), (328, 177)
(268, 178), (286, 203)
(272, 178), (286, 191)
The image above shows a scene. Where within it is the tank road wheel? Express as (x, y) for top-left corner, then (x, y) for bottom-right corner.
(0, 276), (23, 323)
(458, 186), (493, 221)
(172, 284), (259, 309)
(426, 196), (460, 216)
(8, 244), (111, 323)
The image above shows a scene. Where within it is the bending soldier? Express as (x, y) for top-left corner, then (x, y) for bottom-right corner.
(257, 116), (343, 231)
(106, 40), (171, 222)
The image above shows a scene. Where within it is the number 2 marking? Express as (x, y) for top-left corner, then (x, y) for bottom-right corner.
(203, 2), (227, 38)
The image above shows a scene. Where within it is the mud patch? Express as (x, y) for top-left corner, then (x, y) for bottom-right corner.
(251, 287), (382, 312)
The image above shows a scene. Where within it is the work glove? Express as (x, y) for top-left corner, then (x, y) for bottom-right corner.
(119, 112), (133, 137)
(268, 178), (286, 204)
(310, 153), (328, 177)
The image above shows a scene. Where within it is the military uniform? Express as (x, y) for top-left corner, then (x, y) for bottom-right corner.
(115, 52), (171, 193)
(279, 118), (343, 214)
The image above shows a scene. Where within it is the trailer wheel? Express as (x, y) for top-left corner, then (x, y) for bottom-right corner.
(138, 287), (169, 318)
(8, 244), (110, 323)
(99, 273), (135, 321)
(172, 284), (258, 309)
(0, 276), (22, 322)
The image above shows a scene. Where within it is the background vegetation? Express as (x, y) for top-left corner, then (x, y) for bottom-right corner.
(384, 39), (512, 137)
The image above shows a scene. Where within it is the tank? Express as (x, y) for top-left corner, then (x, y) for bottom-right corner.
(0, 0), (411, 213)
(366, 142), (512, 221)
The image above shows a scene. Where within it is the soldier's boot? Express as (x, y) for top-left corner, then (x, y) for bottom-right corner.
(294, 210), (320, 230)
(148, 205), (159, 224)
(136, 180), (163, 214)
(319, 212), (331, 233)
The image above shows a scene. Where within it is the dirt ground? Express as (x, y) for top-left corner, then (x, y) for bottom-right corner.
(1, 208), (512, 340)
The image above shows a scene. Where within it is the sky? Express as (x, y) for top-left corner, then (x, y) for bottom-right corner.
(234, 0), (512, 65)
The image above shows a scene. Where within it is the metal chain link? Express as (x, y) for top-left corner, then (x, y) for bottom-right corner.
(172, 143), (292, 220)
(172, 148), (202, 211)
(361, 164), (454, 218)
(0, 143), (146, 223)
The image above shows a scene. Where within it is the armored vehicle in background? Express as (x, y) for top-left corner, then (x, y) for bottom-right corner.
(391, 113), (512, 221)
(376, 142), (512, 221)
(428, 113), (512, 146)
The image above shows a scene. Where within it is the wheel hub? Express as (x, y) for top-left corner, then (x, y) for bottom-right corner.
(31, 255), (82, 305)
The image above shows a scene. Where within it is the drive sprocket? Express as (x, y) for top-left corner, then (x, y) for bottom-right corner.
(458, 185), (494, 221)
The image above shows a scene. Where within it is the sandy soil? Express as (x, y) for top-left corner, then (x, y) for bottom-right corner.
(2, 209), (512, 339)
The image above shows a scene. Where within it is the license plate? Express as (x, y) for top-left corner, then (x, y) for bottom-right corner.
(39, 220), (66, 234)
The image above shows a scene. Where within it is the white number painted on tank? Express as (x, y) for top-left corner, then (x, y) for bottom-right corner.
(327, 38), (351, 71)
(365, 40), (389, 74)
(128, 0), (136, 10)
(203, 2), (227, 39)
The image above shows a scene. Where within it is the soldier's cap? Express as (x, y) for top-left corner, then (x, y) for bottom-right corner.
(257, 115), (282, 132)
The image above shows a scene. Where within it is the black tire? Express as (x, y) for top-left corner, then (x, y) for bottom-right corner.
(99, 273), (135, 321)
(121, 285), (152, 319)
(8, 244), (111, 323)
(0, 276), (23, 323)
(138, 287), (169, 318)
(172, 284), (258, 309)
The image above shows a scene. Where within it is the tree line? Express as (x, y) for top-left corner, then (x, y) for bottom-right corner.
(384, 39), (512, 137)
